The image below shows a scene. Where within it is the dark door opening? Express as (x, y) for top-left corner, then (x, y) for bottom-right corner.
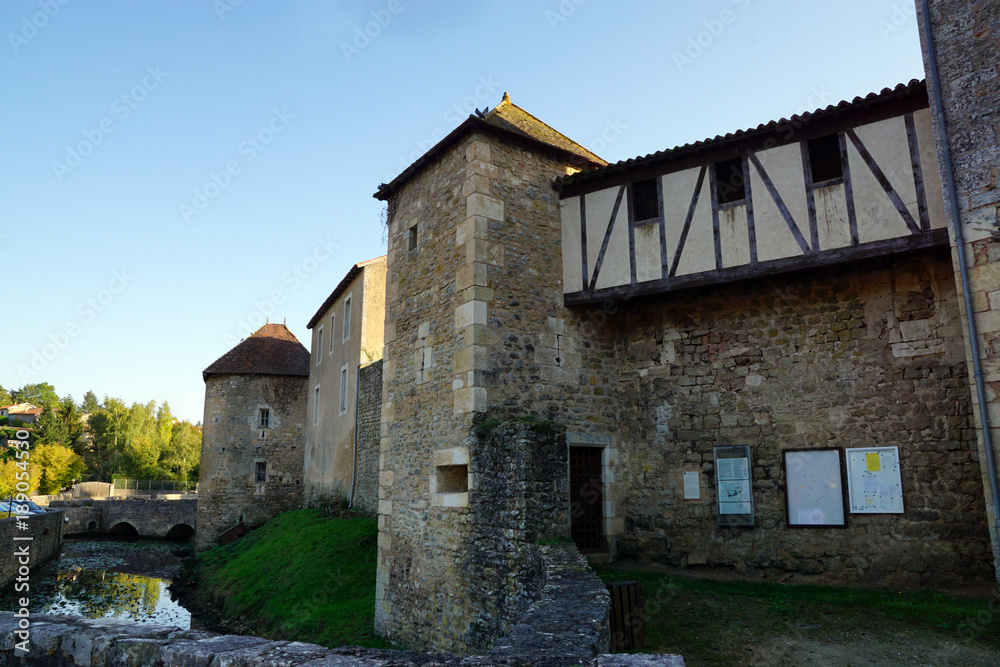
(570, 446), (604, 552)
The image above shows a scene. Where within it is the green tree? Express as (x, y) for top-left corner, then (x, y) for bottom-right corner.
(58, 396), (84, 449)
(35, 406), (69, 447)
(32, 443), (85, 494)
(12, 383), (59, 408)
(160, 421), (201, 481)
(87, 397), (129, 481)
(0, 386), (12, 406)
(79, 390), (100, 414)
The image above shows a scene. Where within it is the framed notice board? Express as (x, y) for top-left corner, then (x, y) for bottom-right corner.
(715, 445), (753, 527)
(783, 448), (846, 527)
(845, 446), (904, 513)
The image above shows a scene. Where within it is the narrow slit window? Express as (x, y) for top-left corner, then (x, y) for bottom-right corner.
(343, 296), (352, 342)
(329, 314), (335, 353)
(340, 365), (349, 414)
(808, 134), (843, 183)
(316, 327), (323, 365)
(255, 462), (266, 483)
(630, 178), (659, 223)
(407, 224), (418, 252)
(715, 158), (746, 205)
(313, 385), (320, 425)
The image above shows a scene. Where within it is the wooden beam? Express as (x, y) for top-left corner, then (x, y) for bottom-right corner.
(749, 154), (811, 254)
(846, 128), (921, 235)
(588, 185), (626, 291)
(669, 166), (707, 278)
(905, 113), (930, 232)
(564, 228), (949, 307)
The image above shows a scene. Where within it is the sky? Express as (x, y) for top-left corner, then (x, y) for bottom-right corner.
(1, 0), (926, 423)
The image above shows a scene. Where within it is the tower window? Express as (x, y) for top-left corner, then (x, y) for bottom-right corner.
(630, 179), (659, 223)
(340, 365), (349, 414)
(255, 462), (267, 483)
(313, 385), (320, 425)
(316, 327), (323, 365)
(808, 134), (843, 183)
(258, 409), (270, 429)
(407, 224), (418, 252)
(343, 296), (352, 342)
(715, 158), (746, 205)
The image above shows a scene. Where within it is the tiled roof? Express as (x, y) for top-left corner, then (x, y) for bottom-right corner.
(2, 403), (40, 415)
(375, 92), (606, 201)
(203, 323), (310, 380)
(307, 256), (386, 330)
(483, 93), (607, 166)
(555, 79), (928, 190)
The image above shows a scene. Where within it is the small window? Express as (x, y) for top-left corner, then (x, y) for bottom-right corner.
(255, 462), (266, 483)
(407, 224), (418, 252)
(258, 409), (270, 429)
(340, 365), (349, 414)
(630, 179), (659, 223)
(329, 314), (335, 353)
(436, 465), (468, 493)
(343, 296), (352, 342)
(316, 327), (323, 366)
(808, 134), (843, 183)
(715, 158), (746, 205)
(313, 385), (320, 425)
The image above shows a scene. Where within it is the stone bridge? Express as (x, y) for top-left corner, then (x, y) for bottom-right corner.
(49, 498), (196, 540)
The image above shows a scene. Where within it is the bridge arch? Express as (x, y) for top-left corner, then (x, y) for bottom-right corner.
(108, 522), (139, 540)
(164, 523), (194, 540)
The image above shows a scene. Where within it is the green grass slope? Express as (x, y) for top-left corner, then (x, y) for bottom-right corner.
(195, 508), (390, 648)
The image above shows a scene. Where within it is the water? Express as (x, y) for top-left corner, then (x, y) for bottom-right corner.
(1, 538), (192, 628)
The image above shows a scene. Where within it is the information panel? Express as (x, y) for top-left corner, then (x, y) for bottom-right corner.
(783, 448), (846, 527)
(715, 445), (753, 527)
(845, 446), (904, 513)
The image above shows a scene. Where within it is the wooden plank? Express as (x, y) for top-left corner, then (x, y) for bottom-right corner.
(709, 164), (723, 270)
(846, 128), (922, 235)
(669, 166), (707, 277)
(627, 185), (637, 285)
(744, 155), (758, 264)
(800, 141), (821, 252)
(749, 153), (811, 254)
(588, 185), (626, 291)
(839, 132), (860, 246)
(564, 228), (949, 306)
(905, 113), (930, 232)
(657, 177), (668, 279)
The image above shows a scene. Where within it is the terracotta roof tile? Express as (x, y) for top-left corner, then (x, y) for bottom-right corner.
(203, 323), (310, 380)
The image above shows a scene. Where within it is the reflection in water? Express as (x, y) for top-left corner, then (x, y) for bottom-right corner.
(0, 538), (191, 628)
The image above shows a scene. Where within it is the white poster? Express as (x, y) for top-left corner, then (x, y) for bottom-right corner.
(683, 471), (700, 499)
(845, 447), (904, 514)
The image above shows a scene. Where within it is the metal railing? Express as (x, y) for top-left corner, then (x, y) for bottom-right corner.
(111, 478), (198, 492)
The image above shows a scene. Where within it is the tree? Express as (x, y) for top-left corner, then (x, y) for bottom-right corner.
(35, 406), (69, 448)
(31, 444), (85, 494)
(79, 390), (100, 414)
(160, 422), (201, 481)
(11, 383), (59, 409)
(87, 397), (129, 481)
(0, 386), (12, 406)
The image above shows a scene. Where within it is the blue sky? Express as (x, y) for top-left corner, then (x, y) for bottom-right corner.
(2, 1), (925, 423)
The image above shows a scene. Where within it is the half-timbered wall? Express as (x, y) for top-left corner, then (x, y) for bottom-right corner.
(562, 108), (948, 303)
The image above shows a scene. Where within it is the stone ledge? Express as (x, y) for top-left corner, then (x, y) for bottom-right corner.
(0, 612), (683, 666)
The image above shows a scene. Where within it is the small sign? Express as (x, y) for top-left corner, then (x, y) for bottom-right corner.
(683, 471), (700, 499)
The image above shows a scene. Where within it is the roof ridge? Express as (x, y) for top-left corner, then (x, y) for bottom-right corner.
(486, 92), (606, 165)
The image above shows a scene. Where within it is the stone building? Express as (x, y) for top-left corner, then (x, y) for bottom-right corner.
(196, 322), (309, 552)
(303, 256), (387, 513)
(372, 81), (995, 650)
(918, 0), (1000, 581)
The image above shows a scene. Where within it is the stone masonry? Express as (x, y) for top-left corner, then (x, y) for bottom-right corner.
(0, 510), (63, 588)
(614, 249), (992, 587)
(352, 359), (383, 515)
(918, 0), (1000, 578)
(197, 373), (307, 552)
(376, 121), (619, 650)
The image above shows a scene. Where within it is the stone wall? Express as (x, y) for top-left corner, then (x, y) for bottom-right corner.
(613, 249), (993, 587)
(0, 613), (683, 666)
(0, 510), (63, 588)
(377, 130), (619, 651)
(352, 359), (382, 514)
(196, 374), (306, 552)
(918, 0), (1000, 578)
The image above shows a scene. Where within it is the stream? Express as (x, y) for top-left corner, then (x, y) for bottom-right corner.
(0, 537), (194, 628)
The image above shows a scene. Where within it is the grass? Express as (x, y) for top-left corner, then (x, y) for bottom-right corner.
(194, 508), (391, 649)
(596, 564), (1000, 666)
